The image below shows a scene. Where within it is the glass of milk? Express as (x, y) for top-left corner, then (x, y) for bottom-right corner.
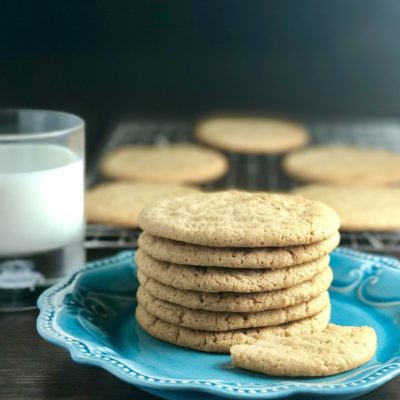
(0, 109), (85, 311)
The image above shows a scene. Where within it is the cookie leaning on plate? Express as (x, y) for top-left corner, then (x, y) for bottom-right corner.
(86, 182), (199, 227)
(293, 184), (400, 232)
(283, 145), (400, 186)
(231, 324), (377, 376)
(138, 191), (340, 247)
(138, 231), (340, 268)
(135, 249), (329, 293)
(137, 268), (333, 312)
(100, 144), (228, 184)
(195, 116), (309, 154)
(137, 287), (330, 331)
(136, 305), (331, 353)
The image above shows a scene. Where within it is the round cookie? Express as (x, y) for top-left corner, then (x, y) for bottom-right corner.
(100, 144), (228, 184)
(138, 191), (340, 247)
(293, 184), (400, 231)
(136, 304), (331, 353)
(231, 324), (377, 376)
(195, 117), (309, 154)
(138, 231), (340, 268)
(86, 182), (199, 227)
(137, 287), (329, 331)
(135, 249), (329, 293)
(283, 145), (400, 186)
(137, 267), (333, 312)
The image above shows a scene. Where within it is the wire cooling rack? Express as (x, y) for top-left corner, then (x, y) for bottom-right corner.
(86, 118), (400, 257)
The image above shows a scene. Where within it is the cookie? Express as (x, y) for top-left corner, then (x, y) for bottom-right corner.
(136, 304), (331, 353)
(137, 287), (329, 331)
(283, 145), (400, 186)
(137, 267), (333, 312)
(195, 117), (309, 154)
(100, 144), (228, 184)
(138, 231), (340, 269)
(135, 249), (329, 293)
(231, 324), (377, 376)
(293, 184), (400, 231)
(86, 182), (199, 227)
(138, 191), (340, 247)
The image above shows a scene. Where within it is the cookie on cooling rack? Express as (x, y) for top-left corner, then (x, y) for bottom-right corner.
(293, 184), (400, 231)
(100, 144), (228, 184)
(283, 145), (400, 186)
(86, 182), (199, 228)
(195, 116), (309, 154)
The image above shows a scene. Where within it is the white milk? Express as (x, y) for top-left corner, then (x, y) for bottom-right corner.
(0, 144), (84, 255)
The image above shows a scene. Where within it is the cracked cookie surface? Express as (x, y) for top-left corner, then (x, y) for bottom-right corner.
(137, 267), (333, 312)
(231, 324), (377, 376)
(137, 287), (329, 331)
(135, 304), (331, 353)
(138, 231), (339, 268)
(86, 182), (199, 227)
(135, 249), (329, 293)
(138, 191), (340, 247)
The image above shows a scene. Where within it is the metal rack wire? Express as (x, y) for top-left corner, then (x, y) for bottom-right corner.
(86, 118), (400, 257)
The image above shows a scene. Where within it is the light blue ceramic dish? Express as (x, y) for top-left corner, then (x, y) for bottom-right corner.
(37, 248), (400, 400)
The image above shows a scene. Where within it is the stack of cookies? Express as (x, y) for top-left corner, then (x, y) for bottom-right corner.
(135, 191), (340, 353)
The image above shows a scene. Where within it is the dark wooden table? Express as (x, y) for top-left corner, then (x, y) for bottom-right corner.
(1, 250), (399, 400)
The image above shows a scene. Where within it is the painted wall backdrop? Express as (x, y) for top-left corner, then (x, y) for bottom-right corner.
(1, 0), (400, 154)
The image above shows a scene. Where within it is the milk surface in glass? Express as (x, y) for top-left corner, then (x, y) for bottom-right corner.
(0, 144), (84, 255)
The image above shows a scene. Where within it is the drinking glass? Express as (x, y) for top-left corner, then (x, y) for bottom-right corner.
(0, 109), (85, 311)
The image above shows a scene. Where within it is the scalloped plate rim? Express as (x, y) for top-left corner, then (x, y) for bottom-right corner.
(37, 248), (400, 399)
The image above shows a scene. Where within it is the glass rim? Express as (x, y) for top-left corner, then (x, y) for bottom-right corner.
(0, 108), (84, 141)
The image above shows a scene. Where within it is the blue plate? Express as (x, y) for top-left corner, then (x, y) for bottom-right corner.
(37, 249), (400, 400)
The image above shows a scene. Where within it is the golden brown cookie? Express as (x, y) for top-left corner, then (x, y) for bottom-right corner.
(231, 324), (377, 376)
(283, 145), (400, 185)
(135, 249), (329, 293)
(100, 144), (228, 184)
(137, 287), (329, 331)
(195, 117), (309, 154)
(138, 231), (340, 268)
(136, 304), (331, 353)
(138, 191), (340, 247)
(86, 182), (199, 227)
(293, 184), (400, 231)
(137, 267), (333, 312)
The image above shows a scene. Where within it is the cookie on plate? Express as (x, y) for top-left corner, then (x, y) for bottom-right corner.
(137, 287), (329, 331)
(138, 231), (340, 268)
(138, 191), (340, 247)
(195, 117), (309, 154)
(100, 144), (228, 184)
(283, 145), (400, 186)
(231, 324), (377, 376)
(136, 304), (331, 353)
(135, 249), (329, 293)
(293, 184), (400, 231)
(86, 182), (198, 227)
(137, 267), (333, 312)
